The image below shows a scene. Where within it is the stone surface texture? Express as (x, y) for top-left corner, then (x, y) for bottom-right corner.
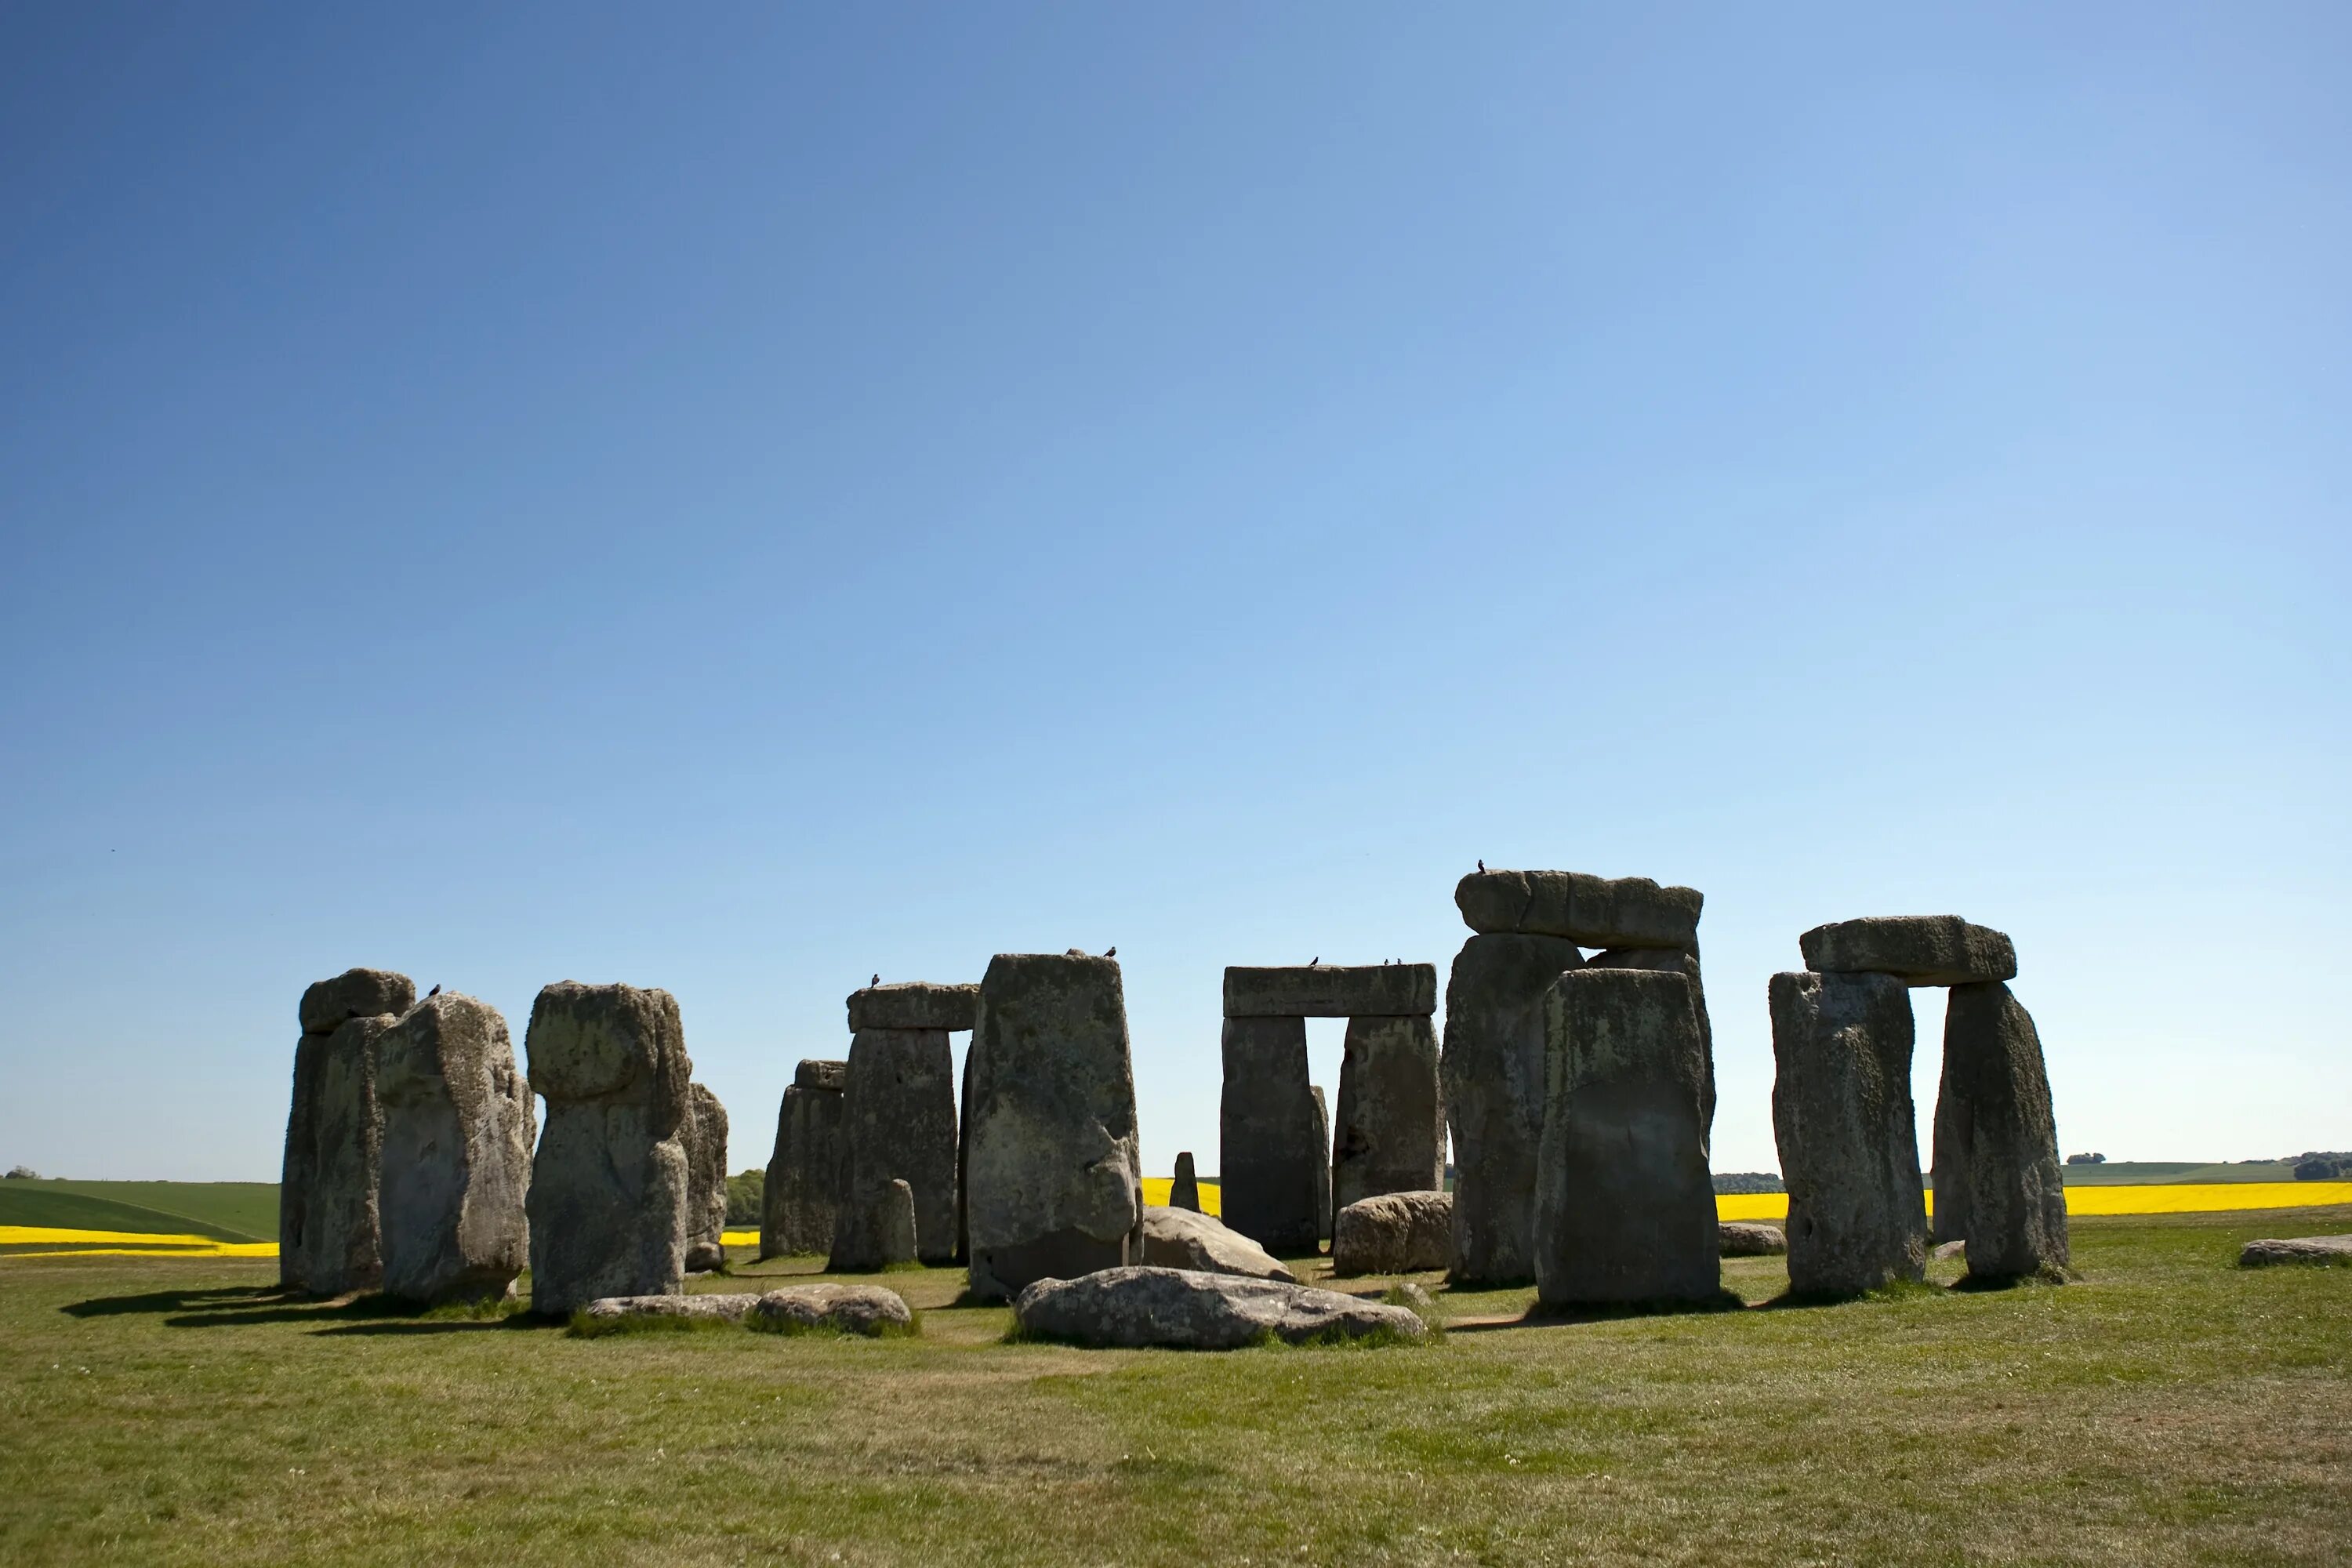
(846, 982), (981, 1033)
(963, 952), (1144, 1301)
(750, 1283), (914, 1335)
(522, 982), (692, 1316)
(2240, 1235), (2352, 1267)
(1011, 1265), (1428, 1349)
(760, 1059), (846, 1260)
(1798, 916), (2017, 987)
(375, 993), (534, 1305)
(829, 1026), (958, 1269)
(1332, 1014), (1446, 1214)
(1534, 968), (1719, 1307)
(1311, 1085), (1332, 1243)
(1454, 870), (1702, 950)
(1330, 1189), (1454, 1276)
(1769, 970), (1926, 1296)
(297, 1014), (398, 1294)
(582, 1292), (760, 1323)
(684, 1082), (730, 1271)
(1139, 1204), (1295, 1281)
(1169, 1151), (1201, 1212)
(1928, 1068), (1972, 1247)
(1221, 964), (1437, 1018)
(1218, 1014), (1322, 1255)
(298, 967), (418, 1039)
(1940, 982), (2069, 1280)
(1440, 933), (1583, 1284)
(1718, 1221), (1788, 1257)
(1581, 945), (1716, 1129)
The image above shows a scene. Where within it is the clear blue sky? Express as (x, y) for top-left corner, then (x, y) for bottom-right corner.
(3, 5), (2345, 1182)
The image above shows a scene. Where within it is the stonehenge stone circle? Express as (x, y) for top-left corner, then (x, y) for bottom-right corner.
(1534, 968), (1720, 1308)
(1582, 945), (1715, 1128)
(1441, 933), (1583, 1284)
(829, 1011), (959, 1269)
(1798, 916), (2016, 987)
(1140, 1204), (1294, 1281)
(1011, 1266), (1428, 1349)
(375, 993), (533, 1305)
(1311, 1084), (1331, 1242)
(846, 981), (980, 1033)
(1454, 869), (1702, 951)
(1222, 964), (1438, 1018)
(1169, 1150), (1201, 1212)
(1769, 970), (1926, 1296)
(963, 951), (1144, 1301)
(281, 967), (416, 1294)
(760, 1058), (845, 1260)
(683, 1082), (730, 1272)
(1218, 1014), (1322, 1255)
(1332, 1013), (1445, 1214)
(1939, 982), (2068, 1281)
(1331, 1189), (1454, 1276)
(522, 982), (692, 1316)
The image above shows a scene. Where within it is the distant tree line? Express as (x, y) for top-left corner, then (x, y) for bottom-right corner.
(1711, 1171), (1784, 1195)
(2290, 1151), (2350, 1181)
(725, 1168), (764, 1225)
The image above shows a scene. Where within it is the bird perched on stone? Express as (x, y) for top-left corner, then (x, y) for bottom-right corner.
(1103, 946), (1116, 957)
(1477, 858), (1485, 873)
(426, 985), (441, 998)
(870, 973), (880, 987)
(1309, 956), (1319, 967)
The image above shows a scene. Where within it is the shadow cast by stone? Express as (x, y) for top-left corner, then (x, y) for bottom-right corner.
(157, 1290), (526, 1330)
(1521, 1287), (1747, 1325)
(60, 1285), (293, 1320)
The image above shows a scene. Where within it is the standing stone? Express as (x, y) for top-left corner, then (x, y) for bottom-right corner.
(1769, 971), (1926, 1297)
(1940, 982), (2068, 1281)
(1170, 1151), (1201, 1213)
(1928, 1067), (1971, 1247)
(1218, 1014), (1321, 1255)
(280, 968), (415, 1292)
(278, 1034), (325, 1290)
(956, 1041), (975, 1264)
(683, 1083), (730, 1272)
(376, 993), (533, 1305)
(1533, 968), (1719, 1307)
(829, 1026), (958, 1269)
(875, 1178), (919, 1268)
(760, 1059), (846, 1259)
(1583, 945), (1715, 1130)
(298, 967), (417, 1038)
(1311, 1085), (1332, 1243)
(964, 952), (1143, 1301)
(1332, 1014), (1444, 1215)
(1441, 934), (1583, 1284)
(522, 982), (691, 1316)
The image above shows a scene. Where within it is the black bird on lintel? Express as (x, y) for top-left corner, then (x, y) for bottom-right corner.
(1103, 946), (1116, 957)
(1308, 956), (1319, 967)
(426, 984), (441, 998)
(1476, 858), (1485, 873)
(870, 973), (880, 987)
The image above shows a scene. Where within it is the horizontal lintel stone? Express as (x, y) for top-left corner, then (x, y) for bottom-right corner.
(1223, 964), (1436, 1018)
(1798, 916), (2016, 987)
(846, 982), (980, 1033)
(1454, 870), (1701, 949)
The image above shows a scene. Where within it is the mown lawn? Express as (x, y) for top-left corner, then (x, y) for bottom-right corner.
(2, 1207), (2346, 1566)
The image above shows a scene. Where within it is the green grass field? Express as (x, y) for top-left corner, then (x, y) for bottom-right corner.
(0, 1181), (278, 1243)
(2058, 1160), (2299, 1185)
(2, 1206), (2346, 1565)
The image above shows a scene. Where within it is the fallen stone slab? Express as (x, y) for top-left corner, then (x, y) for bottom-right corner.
(1221, 964), (1437, 1018)
(1012, 1266), (1428, 1349)
(580, 1292), (760, 1323)
(1718, 1222), (1787, 1257)
(1454, 870), (1702, 951)
(299, 967), (417, 1038)
(376, 993), (534, 1305)
(1140, 1204), (1294, 1281)
(847, 982), (981, 1033)
(1332, 1190), (1454, 1276)
(763, 1058), (847, 1260)
(2239, 1235), (2352, 1267)
(751, 1283), (915, 1335)
(1799, 916), (2016, 987)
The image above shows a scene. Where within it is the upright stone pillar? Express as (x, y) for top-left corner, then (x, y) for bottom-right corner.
(760, 1059), (845, 1259)
(683, 1083), (729, 1272)
(831, 1026), (959, 1269)
(522, 982), (691, 1316)
(376, 993), (533, 1305)
(1928, 1070), (1971, 1247)
(1332, 1014), (1444, 1214)
(1169, 1151), (1201, 1212)
(1769, 970), (1925, 1297)
(1218, 1014), (1321, 1254)
(1310, 1086), (1332, 1243)
(1442, 934), (1582, 1284)
(1941, 982), (2068, 1281)
(1533, 968), (1719, 1307)
(964, 952), (1142, 1301)
(280, 967), (415, 1295)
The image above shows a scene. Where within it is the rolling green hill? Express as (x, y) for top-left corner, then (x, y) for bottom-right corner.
(0, 1181), (277, 1242)
(2060, 1161), (2297, 1185)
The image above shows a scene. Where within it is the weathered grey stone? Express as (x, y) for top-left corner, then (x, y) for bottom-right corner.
(1388, 1280), (1438, 1317)
(1331, 1190), (1454, 1276)
(1940, 982), (2068, 1281)
(760, 1059), (846, 1260)
(956, 1040), (974, 1265)
(278, 1034), (324, 1289)
(1441, 933), (1583, 1284)
(1718, 1222), (1787, 1257)
(298, 967), (416, 1039)
(521, 982), (691, 1316)
(1534, 969), (1720, 1307)
(1311, 1085), (1332, 1243)
(1584, 945), (1715, 1130)
(750, 1282), (915, 1335)
(582, 1292), (760, 1323)
(683, 1082), (729, 1271)
(1454, 870), (1702, 950)
(1769, 971), (1926, 1297)
(1799, 916), (2016, 987)
(1221, 964), (1437, 1018)
(829, 1026), (958, 1269)
(1928, 1068), (1971, 1247)
(376, 993), (533, 1305)
(299, 1014), (396, 1295)
(1332, 1014), (1444, 1214)
(847, 981), (981, 1033)
(875, 1178), (919, 1266)
(1011, 1266), (1427, 1349)
(1218, 1014), (1321, 1255)
(1140, 1204), (1294, 1281)
(1169, 1151), (1201, 1212)
(964, 953), (1144, 1301)
(2239, 1235), (2352, 1267)
(1933, 1239), (1966, 1261)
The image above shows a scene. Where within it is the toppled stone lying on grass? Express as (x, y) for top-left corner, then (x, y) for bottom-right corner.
(2239, 1235), (2352, 1267)
(1331, 1190), (1453, 1277)
(1140, 1205), (1294, 1281)
(750, 1283), (914, 1335)
(1798, 916), (2016, 988)
(1933, 1240), (1966, 1261)
(582, 1292), (761, 1323)
(1011, 1265), (1428, 1349)
(1718, 1222), (1787, 1257)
